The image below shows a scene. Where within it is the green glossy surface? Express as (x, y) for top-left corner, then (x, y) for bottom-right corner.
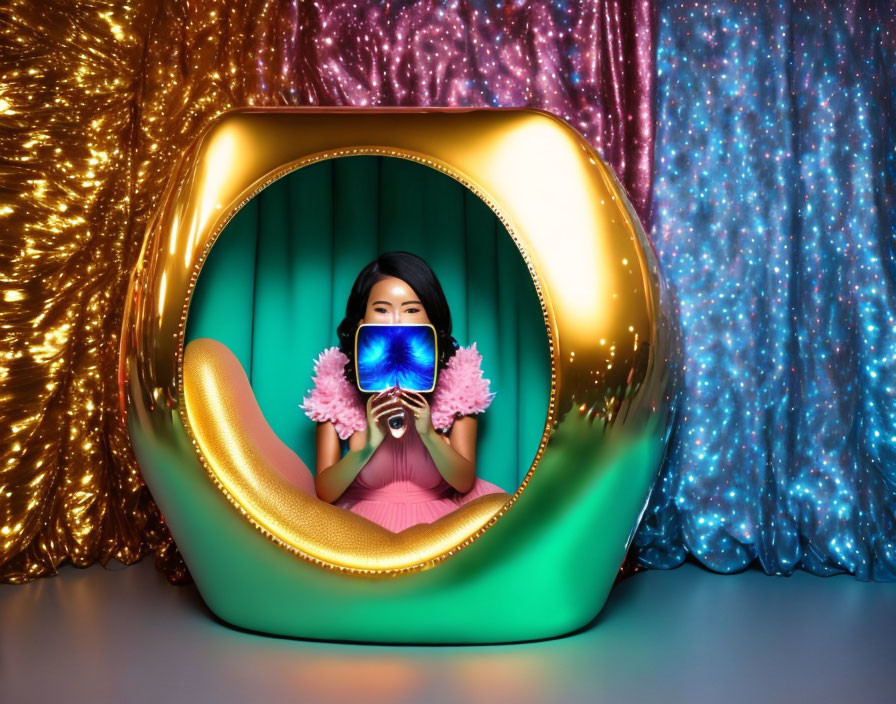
(131, 409), (665, 644)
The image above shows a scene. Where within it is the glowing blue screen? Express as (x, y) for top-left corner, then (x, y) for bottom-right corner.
(355, 324), (437, 392)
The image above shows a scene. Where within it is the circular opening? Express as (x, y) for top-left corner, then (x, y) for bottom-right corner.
(182, 154), (551, 546)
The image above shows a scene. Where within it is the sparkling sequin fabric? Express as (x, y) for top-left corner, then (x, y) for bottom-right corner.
(7, 0), (891, 586)
(634, 0), (896, 580)
(0, 1), (655, 583)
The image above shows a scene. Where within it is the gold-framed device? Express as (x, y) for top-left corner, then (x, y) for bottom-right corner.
(354, 323), (439, 394)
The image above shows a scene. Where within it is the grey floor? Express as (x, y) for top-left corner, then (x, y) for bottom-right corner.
(1, 559), (894, 704)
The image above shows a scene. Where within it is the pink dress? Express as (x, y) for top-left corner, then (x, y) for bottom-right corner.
(300, 343), (509, 533)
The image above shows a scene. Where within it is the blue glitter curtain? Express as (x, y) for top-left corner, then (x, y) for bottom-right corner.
(632, 1), (896, 580)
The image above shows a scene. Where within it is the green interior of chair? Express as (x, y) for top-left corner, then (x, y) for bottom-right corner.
(183, 155), (550, 492)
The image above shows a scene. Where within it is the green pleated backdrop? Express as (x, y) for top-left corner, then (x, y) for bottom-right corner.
(184, 155), (550, 493)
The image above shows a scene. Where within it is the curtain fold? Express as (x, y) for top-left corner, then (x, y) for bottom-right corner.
(634, 0), (896, 580)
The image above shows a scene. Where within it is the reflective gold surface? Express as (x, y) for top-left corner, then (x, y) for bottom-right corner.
(119, 107), (675, 575)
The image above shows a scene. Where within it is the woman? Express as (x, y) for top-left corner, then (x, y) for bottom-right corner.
(300, 251), (508, 532)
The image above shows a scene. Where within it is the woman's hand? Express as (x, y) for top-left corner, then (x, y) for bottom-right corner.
(365, 390), (405, 448)
(399, 390), (436, 438)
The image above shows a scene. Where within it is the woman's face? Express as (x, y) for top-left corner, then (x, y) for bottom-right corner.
(360, 276), (432, 325)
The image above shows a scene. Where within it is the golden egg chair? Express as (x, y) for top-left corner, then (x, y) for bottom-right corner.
(118, 107), (681, 644)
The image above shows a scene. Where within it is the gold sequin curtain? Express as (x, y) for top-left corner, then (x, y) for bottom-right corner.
(1, 0), (656, 584)
(4, 1), (163, 583)
(0, 0), (250, 584)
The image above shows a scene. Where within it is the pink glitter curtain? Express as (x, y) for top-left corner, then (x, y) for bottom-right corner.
(290, 0), (657, 218)
(0, 0), (657, 583)
(143, 0), (656, 218)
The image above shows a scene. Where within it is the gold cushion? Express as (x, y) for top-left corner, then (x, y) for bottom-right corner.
(183, 337), (510, 574)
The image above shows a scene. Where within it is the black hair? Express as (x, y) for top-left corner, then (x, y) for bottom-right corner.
(336, 251), (459, 390)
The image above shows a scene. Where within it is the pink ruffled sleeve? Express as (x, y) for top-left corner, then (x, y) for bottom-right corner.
(299, 347), (366, 441)
(430, 342), (496, 432)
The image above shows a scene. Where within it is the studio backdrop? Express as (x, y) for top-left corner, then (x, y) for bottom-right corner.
(2, 0), (894, 585)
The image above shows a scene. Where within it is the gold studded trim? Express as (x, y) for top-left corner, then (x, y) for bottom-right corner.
(174, 147), (556, 576)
